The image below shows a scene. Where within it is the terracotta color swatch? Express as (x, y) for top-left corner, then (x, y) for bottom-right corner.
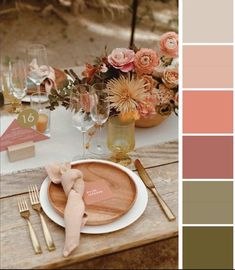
(183, 136), (233, 179)
(183, 0), (233, 43)
(183, 91), (233, 133)
(183, 182), (233, 224)
(183, 227), (233, 269)
(183, 46), (233, 88)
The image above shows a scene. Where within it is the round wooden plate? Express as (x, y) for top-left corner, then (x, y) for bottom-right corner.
(48, 161), (137, 226)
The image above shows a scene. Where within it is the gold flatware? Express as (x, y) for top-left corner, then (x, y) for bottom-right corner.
(28, 184), (56, 251)
(134, 159), (176, 221)
(17, 196), (42, 254)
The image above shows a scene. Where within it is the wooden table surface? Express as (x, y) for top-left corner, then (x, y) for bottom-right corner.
(0, 140), (178, 269)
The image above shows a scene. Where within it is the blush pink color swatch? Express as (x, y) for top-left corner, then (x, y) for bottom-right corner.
(183, 91), (233, 133)
(183, 46), (233, 88)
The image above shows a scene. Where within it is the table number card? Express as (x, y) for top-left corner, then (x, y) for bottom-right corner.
(0, 119), (49, 152)
(16, 108), (39, 128)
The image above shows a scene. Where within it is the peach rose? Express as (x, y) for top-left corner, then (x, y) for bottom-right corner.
(162, 68), (178, 88)
(108, 48), (135, 72)
(138, 96), (158, 118)
(141, 75), (157, 92)
(134, 48), (159, 75)
(160, 32), (178, 58)
(155, 84), (175, 105)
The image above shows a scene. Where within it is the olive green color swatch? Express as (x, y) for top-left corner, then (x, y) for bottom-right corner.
(183, 227), (233, 269)
(183, 182), (233, 224)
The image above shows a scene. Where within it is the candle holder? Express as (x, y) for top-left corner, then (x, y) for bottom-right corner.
(30, 92), (50, 136)
(107, 116), (135, 166)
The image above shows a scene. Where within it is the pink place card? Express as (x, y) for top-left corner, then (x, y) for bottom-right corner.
(84, 180), (114, 205)
(0, 119), (49, 152)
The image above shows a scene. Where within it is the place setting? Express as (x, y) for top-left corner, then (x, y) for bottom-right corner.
(0, 2), (178, 267)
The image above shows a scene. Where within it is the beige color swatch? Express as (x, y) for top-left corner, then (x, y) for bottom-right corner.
(183, 0), (233, 43)
(183, 46), (233, 88)
(183, 182), (233, 224)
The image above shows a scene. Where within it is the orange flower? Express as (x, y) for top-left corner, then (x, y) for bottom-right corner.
(82, 64), (97, 83)
(134, 48), (159, 75)
(119, 110), (140, 122)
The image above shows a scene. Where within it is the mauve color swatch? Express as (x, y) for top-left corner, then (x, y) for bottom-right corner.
(183, 0), (233, 43)
(183, 91), (233, 133)
(183, 136), (233, 179)
(183, 182), (233, 224)
(183, 227), (233, 269)
(183, 46), (233, 88)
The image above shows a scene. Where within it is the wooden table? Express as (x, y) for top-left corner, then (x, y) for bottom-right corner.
(0, 140), (178, 269)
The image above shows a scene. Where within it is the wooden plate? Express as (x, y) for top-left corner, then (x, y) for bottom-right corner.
(27, 68), (68, 95)
(48, 161), (137, 226)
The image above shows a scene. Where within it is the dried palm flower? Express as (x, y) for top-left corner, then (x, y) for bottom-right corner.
(106, 75), (147, 115)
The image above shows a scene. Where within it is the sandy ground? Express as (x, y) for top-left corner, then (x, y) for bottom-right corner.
(0, 0), (178, 67)
(0, 1), (178, 269)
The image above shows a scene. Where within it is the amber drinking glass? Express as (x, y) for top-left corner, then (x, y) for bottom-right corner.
(107, 116), (135, 166)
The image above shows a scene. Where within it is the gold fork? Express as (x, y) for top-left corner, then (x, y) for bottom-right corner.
(28, 184), (56, 251)
(17, 196), (42, 254)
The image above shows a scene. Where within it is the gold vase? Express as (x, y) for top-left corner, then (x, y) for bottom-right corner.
(107, 116), (135, 166)
(135, 104), (172, 128)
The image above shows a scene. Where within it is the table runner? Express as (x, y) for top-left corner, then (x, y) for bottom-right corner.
(0, 140), (178, 269)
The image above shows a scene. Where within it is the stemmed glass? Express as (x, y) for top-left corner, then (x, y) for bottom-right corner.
(26, 44), (49, 94)
(89, 83), (110, 155)
(70, 85), (94, 160)
(8, 59), (27, 112)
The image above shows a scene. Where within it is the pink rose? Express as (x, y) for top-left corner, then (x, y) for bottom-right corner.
(162, 68), (178, 88)
(160, 32), (178, 58)
(134, 49), (159, 75)
(108, 48), (135, 72)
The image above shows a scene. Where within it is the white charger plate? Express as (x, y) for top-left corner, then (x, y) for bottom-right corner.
(40, 159), (148, 234)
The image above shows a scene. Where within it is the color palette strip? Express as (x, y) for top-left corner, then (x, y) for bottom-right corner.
(181, 0), (234, 268)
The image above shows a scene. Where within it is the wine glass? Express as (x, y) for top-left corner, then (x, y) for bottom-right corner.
(89, 83), (110, 155)
(8, 59), (27, 112)
(26, 44), (49, 94)
(70, 85), (94, 160)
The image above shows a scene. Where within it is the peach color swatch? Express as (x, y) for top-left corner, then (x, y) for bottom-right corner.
(183, 91), (233, 133)
(183, 0), (233, 43)
(183, 46), (233, 88)
(183, 136), (233, 179)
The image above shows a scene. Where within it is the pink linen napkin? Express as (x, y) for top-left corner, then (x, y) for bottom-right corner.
(28, 59), (57, 94)
(45, 162), (87, 257)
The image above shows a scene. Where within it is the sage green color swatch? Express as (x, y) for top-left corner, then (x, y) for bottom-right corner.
(183, 227), (233, 269)
(183, 182), (233, 224)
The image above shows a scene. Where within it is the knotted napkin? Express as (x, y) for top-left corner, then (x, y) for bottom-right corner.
(28, 59), (57, 94)
(45, 162), (87, 257)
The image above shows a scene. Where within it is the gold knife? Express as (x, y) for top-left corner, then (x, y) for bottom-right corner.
(134, 159), (176, 221)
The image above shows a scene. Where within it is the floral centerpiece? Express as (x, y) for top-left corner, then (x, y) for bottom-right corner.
(47, 31), (178, 127)
(81, 31), (178, 126)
